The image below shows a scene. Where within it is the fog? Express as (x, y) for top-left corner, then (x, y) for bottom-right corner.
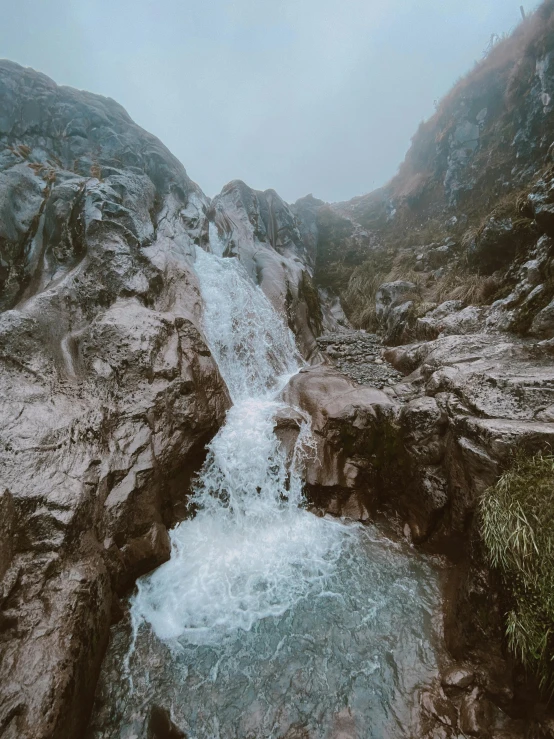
(0, 0), (527, 202)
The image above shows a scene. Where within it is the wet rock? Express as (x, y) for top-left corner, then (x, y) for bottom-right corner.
(282, 364), (395, 491)
(116, 522), (171, 592)
(210, 180), (324, 360)
(375, 281), (417, 342)
(421, 688), (458, 728)
(0, 61), (230, 739)
(326, 707), (357, 739)
(339, 491), (370, 521)
(441, 665), (475, 690)
(147, 705), (186, 739)
(459, 688), (494, 736)
(0, 490), (15, 580)
(530, 296), (554, 337)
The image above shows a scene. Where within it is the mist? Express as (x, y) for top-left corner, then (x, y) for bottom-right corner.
(0, 0), (526, 202)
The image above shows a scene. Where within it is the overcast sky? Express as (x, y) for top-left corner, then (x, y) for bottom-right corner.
(0, 0), (529, 203)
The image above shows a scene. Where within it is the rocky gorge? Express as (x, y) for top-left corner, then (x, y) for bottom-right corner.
(2, 2), (554, 737)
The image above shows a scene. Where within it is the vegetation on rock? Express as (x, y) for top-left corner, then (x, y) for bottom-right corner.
(480, 452), (554, 692)
(313, 1), (554, 336)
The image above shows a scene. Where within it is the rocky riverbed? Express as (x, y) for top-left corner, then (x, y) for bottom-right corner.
(316, 331), (403, 388)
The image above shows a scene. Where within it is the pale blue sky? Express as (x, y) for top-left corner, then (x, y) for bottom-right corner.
(0, 0), (530, 202)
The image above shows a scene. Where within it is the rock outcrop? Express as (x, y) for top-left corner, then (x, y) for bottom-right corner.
(0, 60), (235, 739)
(209, 180), (327, 359)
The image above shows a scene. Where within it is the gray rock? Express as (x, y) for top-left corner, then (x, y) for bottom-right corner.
(421, 689), (458, 728)
(441, 665), (475, 690)
(530, 296), (554, 337)
(0, 60), (230, 739)
(416, 304), (487, 341)
(459, 689), (493, 736)
(376, 280), (417, 320)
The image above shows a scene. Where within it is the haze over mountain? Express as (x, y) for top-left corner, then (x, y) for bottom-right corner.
(0, 0), (525, 202)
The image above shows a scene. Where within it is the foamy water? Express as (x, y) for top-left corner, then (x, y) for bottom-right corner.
(90, 244), (443, 739)
(130, 247), (349, 646)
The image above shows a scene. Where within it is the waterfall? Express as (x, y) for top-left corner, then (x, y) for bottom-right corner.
(130, 247), (348, 646)
(94, 245), (443, 739)
(193, 245), (299, 402)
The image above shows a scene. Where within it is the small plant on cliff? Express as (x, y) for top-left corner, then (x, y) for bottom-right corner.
(480, 452), (554, 693)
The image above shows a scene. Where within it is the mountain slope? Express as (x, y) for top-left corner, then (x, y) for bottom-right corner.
(310, 0), (554, 340)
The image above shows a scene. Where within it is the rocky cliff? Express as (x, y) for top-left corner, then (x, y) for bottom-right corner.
(0, 61), (325, 738)
(3, 2), (554, 736)
(307, 0), (554, 345)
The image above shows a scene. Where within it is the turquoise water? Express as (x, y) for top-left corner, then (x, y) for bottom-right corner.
(90, 521), (442, 739)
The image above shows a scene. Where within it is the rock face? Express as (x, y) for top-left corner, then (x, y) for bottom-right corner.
(301, 3), (554, 345)
(209, 180), (325, 359)
(0, 60), (336, 739)
(0, 61), (234, 739)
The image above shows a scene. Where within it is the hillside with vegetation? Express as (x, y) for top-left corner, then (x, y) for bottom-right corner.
(309, 0), (554, 337)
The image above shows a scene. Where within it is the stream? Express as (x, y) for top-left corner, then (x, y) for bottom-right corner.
(89, 247), (444, 739)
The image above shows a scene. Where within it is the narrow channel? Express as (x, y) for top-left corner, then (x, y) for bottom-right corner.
(89, 247), (443, 739)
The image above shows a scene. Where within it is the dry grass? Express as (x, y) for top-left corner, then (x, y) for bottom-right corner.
(342, 251), (428, 329)
(343, 250), (500, 329)
(90, 162), (102, 180)
(429, 272), (500, 305)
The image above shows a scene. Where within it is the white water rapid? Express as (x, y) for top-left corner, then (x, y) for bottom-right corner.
(93, 245), (444, 739)
(130, 247), (349, 645)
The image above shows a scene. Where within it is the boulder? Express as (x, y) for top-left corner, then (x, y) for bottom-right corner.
(530, 296), (554, 337)
(458, 689), (494, 736)
(441, 665), (475, 690)
(375, 280), (418, 345)
(281, 365), (395, 493)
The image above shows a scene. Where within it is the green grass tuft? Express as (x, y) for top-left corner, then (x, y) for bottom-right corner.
(480, 452), (554, 693)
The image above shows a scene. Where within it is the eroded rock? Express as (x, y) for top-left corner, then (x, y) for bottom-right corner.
(0, 61), (230, 739)
(210, 180), (324, 360)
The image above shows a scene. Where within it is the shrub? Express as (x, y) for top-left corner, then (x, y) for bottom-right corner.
(480, 452), (554, 693)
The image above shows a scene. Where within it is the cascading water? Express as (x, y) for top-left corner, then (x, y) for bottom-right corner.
(130, 247), (348, 644)
(89, 246), (444, 739)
